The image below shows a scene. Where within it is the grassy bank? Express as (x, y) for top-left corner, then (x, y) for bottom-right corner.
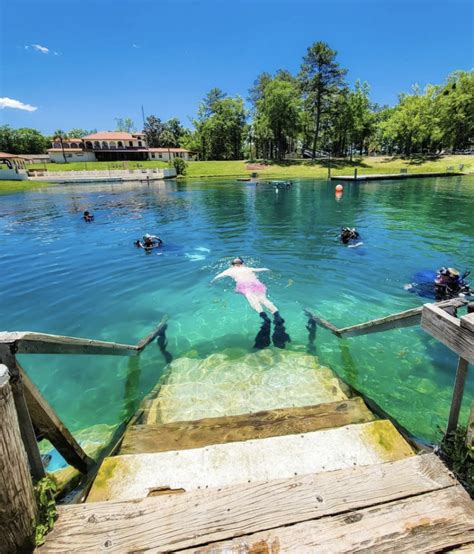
(183, 155), (474, 179)
(27, 155), (473, 180)
(0, 180), (55, 195)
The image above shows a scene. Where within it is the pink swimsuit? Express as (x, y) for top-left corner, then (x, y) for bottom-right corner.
(235, 280), (267, 296)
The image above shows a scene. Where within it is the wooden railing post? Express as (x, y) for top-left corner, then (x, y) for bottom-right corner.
(0, 344), (45, 481)
(0, 364), (37, 552)
(447, 357), (469, 435)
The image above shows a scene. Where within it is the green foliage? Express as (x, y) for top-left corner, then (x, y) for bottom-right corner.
(34, 476), (57, 546)
(114, 117), (135, 132)
(194, 91), (247, 160)
(253, 77), (301, 159)
(172, 157), (187, 175)
(298, 41), (347, 156)
(440, 426), (474, 497)
(0, 125), (50, 154)
(144, 115), (185, 148)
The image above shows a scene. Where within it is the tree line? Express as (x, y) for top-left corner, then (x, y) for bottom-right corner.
(1, 41), (472, 160)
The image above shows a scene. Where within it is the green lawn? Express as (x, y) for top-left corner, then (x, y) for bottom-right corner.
(0, 180), (55, 194)
(182, 155), (474, 179)
(28, 155), (473, 179)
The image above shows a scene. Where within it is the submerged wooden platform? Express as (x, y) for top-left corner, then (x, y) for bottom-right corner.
(41, 348), (474, 552)
(331, 171), (463, 181)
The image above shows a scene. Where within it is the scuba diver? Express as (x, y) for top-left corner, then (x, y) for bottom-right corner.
(134, 234), (163, 250)
(83, 210), (94, 222)
(405, 267), (471, 301)
(339, 227), (362, 247)
(434, 267), (471, 300)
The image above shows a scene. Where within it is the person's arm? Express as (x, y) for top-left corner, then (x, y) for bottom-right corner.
(211, 269), (230, 283)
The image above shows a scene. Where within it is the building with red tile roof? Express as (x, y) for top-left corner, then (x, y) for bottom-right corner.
(48, 131), (193, 163)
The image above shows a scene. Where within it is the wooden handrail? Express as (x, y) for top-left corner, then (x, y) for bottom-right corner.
(305, 300), (472, 436)
(0, 316), (169, 477)
(0, 316), (168, 356)
(305, 298), (466, 339)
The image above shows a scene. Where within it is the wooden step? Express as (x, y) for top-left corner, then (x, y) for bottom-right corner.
(41, 454), (470, 553)
(185, 486), (474, 553)
(146, 376), (348, 424)
(87, 420), (414, 502)
(121, 397), (375, 455)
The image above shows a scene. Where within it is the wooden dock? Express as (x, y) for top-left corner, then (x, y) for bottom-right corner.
(331, 171), (464, 181)
(0, 304), (472, 552)
(41, 342), (474, 552)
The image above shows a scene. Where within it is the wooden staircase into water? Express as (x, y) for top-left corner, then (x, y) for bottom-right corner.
(41, 349), (474, 552)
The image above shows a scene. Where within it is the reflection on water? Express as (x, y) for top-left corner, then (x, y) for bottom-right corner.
(0, 176), (473, 442)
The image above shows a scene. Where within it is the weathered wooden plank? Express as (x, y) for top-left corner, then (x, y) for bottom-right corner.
(136, 317), (168, 352)
(447, 544), (474, 553)
(16, 333), (140, 356)
(447, 357), (470, 434)
(0, 345), (45, 481)
(461, 313), (474, 332)
(20, 366), (94, 474)
(306, 299), (465, 339)
(304, 309), (341, 336)
(421, 303), (474, 364)
(187, 486), (474, 554)
(41, 454), (457, 553)
(0, 364), (37, 553)
(0, 317), (168, 357)
(466, 401), (474, 449)
(120, 397), (375, 455)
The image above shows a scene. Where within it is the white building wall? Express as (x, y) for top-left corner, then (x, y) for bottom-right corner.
(147, 151), (191, 161)
(49, 151), (97, 163)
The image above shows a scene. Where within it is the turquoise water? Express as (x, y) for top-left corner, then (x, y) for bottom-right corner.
(0, 176), (473, 445)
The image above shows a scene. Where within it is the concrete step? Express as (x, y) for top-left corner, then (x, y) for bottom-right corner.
(88, 419), (415, 503)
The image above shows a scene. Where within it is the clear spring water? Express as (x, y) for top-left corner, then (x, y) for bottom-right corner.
(0, 176), (473, 449)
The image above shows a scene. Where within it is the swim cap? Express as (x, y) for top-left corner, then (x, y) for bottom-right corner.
(447, 268), (460, 277)
(144, 234), (152, 239)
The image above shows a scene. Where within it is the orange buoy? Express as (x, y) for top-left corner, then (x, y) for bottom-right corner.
(335, 184), (344, 192)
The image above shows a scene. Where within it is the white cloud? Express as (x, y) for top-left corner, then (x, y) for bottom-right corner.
(32, 44), (50, 54)
(0, 97), (38, 112)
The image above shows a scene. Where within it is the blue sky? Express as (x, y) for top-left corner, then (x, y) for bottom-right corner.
(1, 0), (472, 134)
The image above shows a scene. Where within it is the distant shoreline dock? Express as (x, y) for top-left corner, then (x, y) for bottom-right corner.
(331, 171), (464, 181)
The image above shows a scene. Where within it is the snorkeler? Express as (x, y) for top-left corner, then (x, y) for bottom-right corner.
(83, 210), (94, 222)
(134, 233), (163, 250)
(211, 257), (291, 348)
(339, 227), (360, 245)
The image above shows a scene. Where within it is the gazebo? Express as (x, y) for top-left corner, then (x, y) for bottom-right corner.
(0, 152), (28, 180)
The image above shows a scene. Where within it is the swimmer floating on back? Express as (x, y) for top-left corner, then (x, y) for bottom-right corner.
(211, 257), (291, 349)
(134, 233), (163, 250)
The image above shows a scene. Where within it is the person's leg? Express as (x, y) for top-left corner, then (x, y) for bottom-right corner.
(260, 295), (278, 314)
(245, 293), (263, 314)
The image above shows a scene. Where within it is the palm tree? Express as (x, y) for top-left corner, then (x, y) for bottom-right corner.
(53, 129), (68, 163)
